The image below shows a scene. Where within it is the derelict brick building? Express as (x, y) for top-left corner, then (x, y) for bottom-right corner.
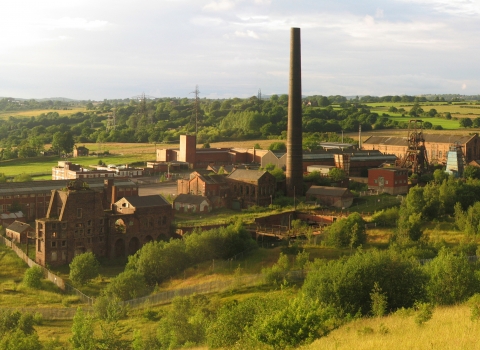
(35, 179), (173, 267)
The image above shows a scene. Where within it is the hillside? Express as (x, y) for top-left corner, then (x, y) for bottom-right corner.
(303, 304), (479, 350)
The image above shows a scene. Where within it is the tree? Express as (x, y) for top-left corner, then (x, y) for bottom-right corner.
(460, 118), (473, 128)
(326, 212), (366, 248)
(268, 142), (286, 152)
(23, 266), (43, 289)
(69, 252), (99, 286)
(464, 165), (480, 180)
(70, 308), (96, 350)
(424, 249), (479, 305)
(302, 249), (427, 316)
(52, 131), (75, 155)
(328, 167), (346, 182)
(13, 173), (33, 182)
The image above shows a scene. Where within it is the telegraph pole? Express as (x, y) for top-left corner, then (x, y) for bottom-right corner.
(191, 85), (200, 140)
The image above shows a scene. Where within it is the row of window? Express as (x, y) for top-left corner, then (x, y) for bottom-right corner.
(0, 194), (49, 199)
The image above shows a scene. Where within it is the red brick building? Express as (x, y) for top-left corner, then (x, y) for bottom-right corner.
(362, 134), (480, 164)
(35, 179), (173, 267)
(227, 169), (277, 208)
(368, 168), (409, 195)
(109, 195), (173, 257)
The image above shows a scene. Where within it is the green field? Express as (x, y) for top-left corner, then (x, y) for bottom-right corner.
(384, 115), (462, 129)
(0, 153), (157, 178)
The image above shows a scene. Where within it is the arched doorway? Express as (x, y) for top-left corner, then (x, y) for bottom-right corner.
(115, 219), (127, 234)
(128, 237), (140, 255)
(145, 235), (153, 243)
(114, 239), (125, 258)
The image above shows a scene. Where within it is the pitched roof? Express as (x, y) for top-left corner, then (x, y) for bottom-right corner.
(174, 194), (210, 205)
(6, 221), (32, 233)
(122, 195), (170, 208)
(306, 186), (353, 197)
(227, 169), (268, 182)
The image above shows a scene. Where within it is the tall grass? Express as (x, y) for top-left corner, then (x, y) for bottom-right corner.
(303, 305), (480, 350)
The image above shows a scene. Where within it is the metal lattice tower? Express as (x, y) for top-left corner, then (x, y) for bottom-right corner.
(399, 119), (429, 174)
(106, 108), (116, 131)
(131, 93), (156, 123)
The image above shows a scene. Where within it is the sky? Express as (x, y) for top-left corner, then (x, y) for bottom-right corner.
(1, 0), (480, 100)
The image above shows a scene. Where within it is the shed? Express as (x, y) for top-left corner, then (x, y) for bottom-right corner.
(174, 194), (212, 213)
(306, 186), (354, 208)
(6, 220), (34, 244)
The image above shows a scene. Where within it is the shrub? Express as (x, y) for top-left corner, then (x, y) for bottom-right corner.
(424, 248), (479, 305)
(69, 252), (99, 286)
(326, 212), (366, 248)
(23, 266), (43, 289)
(302, 249), (427, 316)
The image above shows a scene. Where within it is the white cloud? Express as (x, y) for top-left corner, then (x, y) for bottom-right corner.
(234, 30), (260, 39)
(375, 9), (384, 18)
(462, 83), (467, 90)
(41, 17), (111, 31)
(203, 0), (237, 12)
(396, 0), (480, 16)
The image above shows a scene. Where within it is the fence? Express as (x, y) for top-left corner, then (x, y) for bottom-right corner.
(0, 235), (94, 305)
(123, 274), (264, 309)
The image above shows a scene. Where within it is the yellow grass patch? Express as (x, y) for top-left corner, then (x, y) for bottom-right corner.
(0, 108), (86, 119)
(303, 305), (480, 350)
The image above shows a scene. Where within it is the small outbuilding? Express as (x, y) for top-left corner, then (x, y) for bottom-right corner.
(73, 145), (89, 158)
(173, 194), (212, 213)
(6, 220), (34, 244)
(306, 186), (354, 208)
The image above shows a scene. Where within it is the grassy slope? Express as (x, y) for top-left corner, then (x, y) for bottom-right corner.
(303, 305), (479, 350)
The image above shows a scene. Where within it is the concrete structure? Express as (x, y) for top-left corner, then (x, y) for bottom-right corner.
(286, 27), (303, 197)
(0, 178), (138, 221)
(173, 194), (212, 213)
(305, 186), (354, 208)
(362, 134), (480, 164)
(35, 179), (173, 267)
(6, 221), (33, 244)
(368, 168), (409, 195)
(52, 161), (116, 180)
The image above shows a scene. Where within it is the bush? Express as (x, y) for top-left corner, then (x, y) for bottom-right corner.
(103, 270), (150, 301)
(23, 266), (44, 289)
(69, 252), (99, 286)
(424, 248), (479, 305)
(302, 249), (427, 316)
(326, 212), (366, 248)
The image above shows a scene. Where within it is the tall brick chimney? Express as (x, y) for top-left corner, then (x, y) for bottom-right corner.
(286, 27), (303, 197)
